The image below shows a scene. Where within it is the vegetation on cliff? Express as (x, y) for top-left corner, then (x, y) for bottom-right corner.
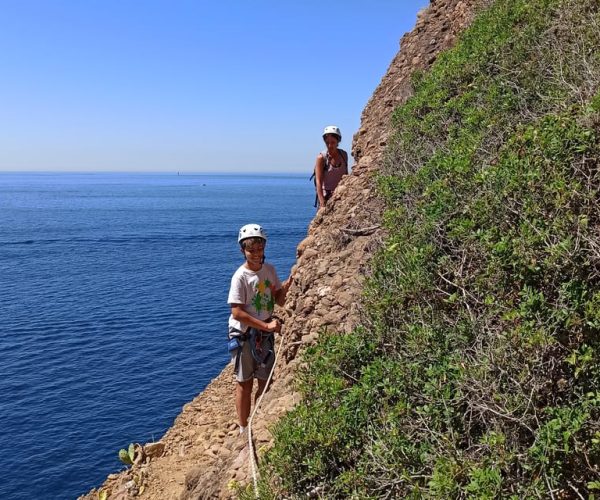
(259, 0), (600, 497)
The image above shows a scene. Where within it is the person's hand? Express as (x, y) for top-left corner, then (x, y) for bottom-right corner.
(282, 276), (293, 293)
(265, 319), (282, 333)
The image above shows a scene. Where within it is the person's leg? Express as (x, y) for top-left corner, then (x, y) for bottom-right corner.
(255, 378), (268, 405)
(235, 340), (255, 430)
(236, 379), (253, 427)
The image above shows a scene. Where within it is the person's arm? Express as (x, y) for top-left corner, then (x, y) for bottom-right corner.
(314, 154), (326, 207)
(231, 305), (281, 333)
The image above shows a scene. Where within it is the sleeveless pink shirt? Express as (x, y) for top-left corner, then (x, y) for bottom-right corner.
(321, 149), (348, 192)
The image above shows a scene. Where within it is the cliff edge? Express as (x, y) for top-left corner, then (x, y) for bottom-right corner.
(81, 2), (479, 498)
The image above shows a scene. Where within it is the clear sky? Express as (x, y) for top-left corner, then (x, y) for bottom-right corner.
(0, 1), (429, 173)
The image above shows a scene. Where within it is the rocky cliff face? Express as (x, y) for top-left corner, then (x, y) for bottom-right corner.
(81, 2), (481, 498)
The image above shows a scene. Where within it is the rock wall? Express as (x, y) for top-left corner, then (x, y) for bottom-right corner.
(80, 1), (480, 499)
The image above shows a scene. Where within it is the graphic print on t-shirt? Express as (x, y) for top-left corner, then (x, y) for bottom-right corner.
(252, 279), (276, 314)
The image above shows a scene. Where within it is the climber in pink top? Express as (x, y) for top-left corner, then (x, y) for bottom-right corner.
(313, 125), (349, 208)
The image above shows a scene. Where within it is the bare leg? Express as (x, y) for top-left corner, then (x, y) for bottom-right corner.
(236, 379), (253, 427)
(255, 378), (268, 405)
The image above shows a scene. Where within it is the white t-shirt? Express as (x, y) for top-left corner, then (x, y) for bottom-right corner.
(227, 262), (281, 334)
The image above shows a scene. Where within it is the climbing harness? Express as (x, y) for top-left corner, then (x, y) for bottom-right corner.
(228, 327), (275, 374)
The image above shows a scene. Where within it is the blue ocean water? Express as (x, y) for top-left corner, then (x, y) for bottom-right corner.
(0, 172), (314, 500)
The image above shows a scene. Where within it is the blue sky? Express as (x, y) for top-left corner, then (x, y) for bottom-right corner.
(0, 1), (429, 173)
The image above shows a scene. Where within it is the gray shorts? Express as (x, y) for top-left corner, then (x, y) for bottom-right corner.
(231, 333), (275, 382)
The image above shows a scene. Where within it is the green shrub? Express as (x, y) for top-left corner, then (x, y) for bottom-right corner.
(264, 0), (600, 497)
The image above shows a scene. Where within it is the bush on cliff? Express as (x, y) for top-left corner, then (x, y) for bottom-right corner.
(264, 0), (600, 497)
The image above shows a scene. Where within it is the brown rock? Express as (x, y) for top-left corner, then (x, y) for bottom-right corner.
(230, 446), (249, 471)
(144, 442), (165, 459)
(302, 332), (319, 344)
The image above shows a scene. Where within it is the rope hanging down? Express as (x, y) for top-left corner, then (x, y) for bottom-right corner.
(247, 325), (286, 498)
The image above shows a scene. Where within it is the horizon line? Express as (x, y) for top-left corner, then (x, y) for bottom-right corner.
(0, 170), (310, 176)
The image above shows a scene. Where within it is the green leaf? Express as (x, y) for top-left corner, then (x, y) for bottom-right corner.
(118, 448), (133, 465)
(589, 481), (600, 490)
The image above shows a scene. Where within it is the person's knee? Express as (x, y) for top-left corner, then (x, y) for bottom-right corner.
(238, 379), (253, 393)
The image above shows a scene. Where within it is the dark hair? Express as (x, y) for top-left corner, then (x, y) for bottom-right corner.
(323, 133), (341, 143)
(240, 237), (266, 249)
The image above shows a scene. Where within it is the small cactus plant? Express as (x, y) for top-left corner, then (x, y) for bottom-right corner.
(118, 443), (135, 466)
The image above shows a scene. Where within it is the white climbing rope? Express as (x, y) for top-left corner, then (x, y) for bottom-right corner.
(247, 327), (286, 499)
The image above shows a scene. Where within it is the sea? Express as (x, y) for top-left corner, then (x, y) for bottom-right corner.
(0, 172), (315, 500)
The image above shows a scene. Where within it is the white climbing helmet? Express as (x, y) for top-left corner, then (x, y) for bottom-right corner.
(322, 125), (342, 142)
(238, 223), (267, 244)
